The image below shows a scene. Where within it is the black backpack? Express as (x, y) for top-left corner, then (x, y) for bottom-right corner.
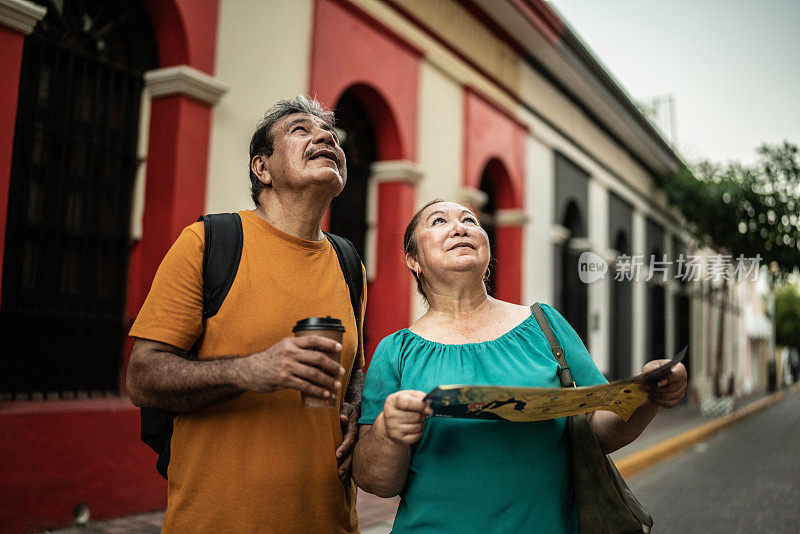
(140, 213), (364, 479)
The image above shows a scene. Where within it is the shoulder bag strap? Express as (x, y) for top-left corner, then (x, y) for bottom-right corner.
(530, 303), (575, 388)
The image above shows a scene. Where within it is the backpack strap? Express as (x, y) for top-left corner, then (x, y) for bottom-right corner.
(198, 213), (244, 319)
(323, 231), (363, 322)
(530, 303), (575, 388)
(140, 406), (175, 479)
(142, 221), (361, 481)
(141, 213), (244, 480)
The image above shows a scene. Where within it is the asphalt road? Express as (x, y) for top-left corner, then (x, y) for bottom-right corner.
(630, 390), (800, 533)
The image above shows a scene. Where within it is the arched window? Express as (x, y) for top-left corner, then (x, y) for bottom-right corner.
(647, 245), (666, 359)
(610, 231), (633, 379)
(559, 201), (588, 345)
(645, 219), (666, 361)
(0, 0), (158, 398)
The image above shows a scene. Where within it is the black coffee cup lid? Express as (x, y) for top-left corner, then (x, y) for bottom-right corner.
(293, 316), (345, 332)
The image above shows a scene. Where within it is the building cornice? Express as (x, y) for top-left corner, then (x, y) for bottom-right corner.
(144, 65), (228, 106)
(463, 0), (685, 179)
(550, 224), (570, 245)
(370, 160), (423, 184)
(495, 208), (529, 227)
(458, 186), (489, 211)
(568, 237), (593, 253)
(604, 248), (621, 265)
(0, 0), (46, 35)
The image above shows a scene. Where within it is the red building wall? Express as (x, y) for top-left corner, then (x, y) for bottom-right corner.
(310, 0), (422, 363)
(0, 401), (164, 533)
(0, 25), (25, 302)
(0, 1), (530, 531)
(0, 1), (221, 530)
(463, 87), (527, 303)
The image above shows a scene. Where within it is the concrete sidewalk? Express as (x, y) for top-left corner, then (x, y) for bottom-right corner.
(39, 384), (798, 534)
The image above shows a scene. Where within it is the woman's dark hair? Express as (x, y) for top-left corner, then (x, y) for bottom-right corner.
(248, 95), (335, 206)
(404, 199), (491, 301)
(403, 199), (445, 300)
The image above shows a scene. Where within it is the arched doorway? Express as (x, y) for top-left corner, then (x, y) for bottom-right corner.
(478, 161), (502, 296)
(0, 0), (158, 398)
(559, 201), (588, 345)
(324, 83), (410, 361)
(329, 89), (377, 261)
(610, 231), (633, 379)
(476, 157), (521, 302)
(478, 173), (497, 296)
(310, 1), (423, 360)
(329, 87), (379, 351)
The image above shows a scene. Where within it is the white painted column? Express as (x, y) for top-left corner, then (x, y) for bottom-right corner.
(632, 210), (647, 371)
(692, 246), (712, 401)
(587, 178), (609, 372)
(524, 139), (555, 304)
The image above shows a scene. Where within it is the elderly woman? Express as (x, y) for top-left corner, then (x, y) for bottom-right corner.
(352, 200), (687, 533)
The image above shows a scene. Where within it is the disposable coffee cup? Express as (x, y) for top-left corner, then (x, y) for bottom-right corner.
(293, 316), (345, 408)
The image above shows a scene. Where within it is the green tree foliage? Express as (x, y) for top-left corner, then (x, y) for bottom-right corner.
(665, 141), (800, 395)
(665, 141), (800, 274)
(775, 285), (800, 352)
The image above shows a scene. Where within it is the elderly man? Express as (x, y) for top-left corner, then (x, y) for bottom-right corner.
(127, 95), (365, 533)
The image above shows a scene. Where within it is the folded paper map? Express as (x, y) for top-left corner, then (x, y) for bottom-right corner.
(425, 346), (687, 423)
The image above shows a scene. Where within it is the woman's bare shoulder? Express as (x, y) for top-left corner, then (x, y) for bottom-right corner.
(494, 299), (532, 320)
(407, 312), (432, 336)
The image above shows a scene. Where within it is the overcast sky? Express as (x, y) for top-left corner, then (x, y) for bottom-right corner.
(546, 0), (800, 166)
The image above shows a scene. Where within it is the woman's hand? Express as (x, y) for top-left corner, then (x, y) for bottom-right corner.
(381, 390), (432, 445)
(353, 392), (430, 497)
(591, 361), (687, 453)
(640, 360), (688, 408)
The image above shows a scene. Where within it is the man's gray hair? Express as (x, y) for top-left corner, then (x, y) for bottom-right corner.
(248, 95), (335, 205)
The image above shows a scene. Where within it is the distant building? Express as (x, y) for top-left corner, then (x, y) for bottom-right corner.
(0, 0), (770, 530)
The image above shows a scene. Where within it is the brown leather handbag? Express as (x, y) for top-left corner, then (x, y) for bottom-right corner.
(531, 303), (654, 534)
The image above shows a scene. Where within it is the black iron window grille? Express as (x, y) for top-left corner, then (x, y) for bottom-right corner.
(0, 0), (158, 400)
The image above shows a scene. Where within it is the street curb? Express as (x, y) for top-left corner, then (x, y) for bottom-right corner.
(616, 383), (800, 479)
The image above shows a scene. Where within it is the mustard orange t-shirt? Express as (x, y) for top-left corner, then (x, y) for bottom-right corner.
(130, 210), (365, 533)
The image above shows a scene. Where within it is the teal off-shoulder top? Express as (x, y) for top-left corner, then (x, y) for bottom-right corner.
(359, 304), (608, 534)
